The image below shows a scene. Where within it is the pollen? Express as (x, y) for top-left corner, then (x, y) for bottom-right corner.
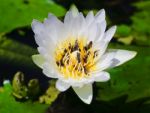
(55, 38), (99, 79)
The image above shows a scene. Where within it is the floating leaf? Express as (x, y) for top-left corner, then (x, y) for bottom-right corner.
(117, 36), (133, 45)
(115, 1), (150, 46)
(116, 25), (131, 37)
(131, 1), (150, 46)
(0, 0), (66, 33)
(0, 81), (49, 113)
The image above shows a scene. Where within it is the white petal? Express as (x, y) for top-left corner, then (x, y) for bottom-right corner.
(96, 51), (116, 71)
(70, 5), (79, 17)
(44, 13), (62, 28)
(71, 13), (85, 37)
(64, 11), (72, 24)
(87, 21), (98, 41)
(94, 40), (108, 57)
(108, 49), (137, 67)
(86, 11), (94, 26)
(43, 14), (63, 43)
(32, 54), (45, 68)
(31, 19), (44, 34)
(95, 9), (105, 23)
(103, 26), (117, 42)
(92, 21), (106, 42)
(43, 63), (58, 78)
(44, 14), (63, 35)
(34, 34), (45, 47)
(32, 20), (49, 47)
(73, 84), (93, 104)
(64, 8), (79, 24)
(94, 71), (110, 82)
(37, 46), (55, 61)
(37, 47), (47, 56)
(96, 20), (106, 41)
(97, 49), (137, 71)
(56, 80), (70, 92)
(32, 14), (63, 47)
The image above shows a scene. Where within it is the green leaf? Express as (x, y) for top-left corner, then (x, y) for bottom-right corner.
(0, 82), (49, 113)
(117, 36), (133, 45)
(116, 25), (131, 37)
(0, 0), (66, 33)
(116, 1), (150, 46)
(131, 1), (150, 46)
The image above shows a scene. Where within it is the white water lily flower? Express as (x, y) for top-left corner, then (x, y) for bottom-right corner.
(31, 8), (137, 104)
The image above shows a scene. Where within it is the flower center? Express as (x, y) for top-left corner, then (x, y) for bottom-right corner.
(55, 38), (99, 79)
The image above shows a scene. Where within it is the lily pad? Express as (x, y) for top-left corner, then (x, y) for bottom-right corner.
(0, 81), (49, 113)
(0, 0), (66, 33)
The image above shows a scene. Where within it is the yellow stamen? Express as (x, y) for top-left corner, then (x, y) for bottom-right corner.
(55, 37), (98, 79)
